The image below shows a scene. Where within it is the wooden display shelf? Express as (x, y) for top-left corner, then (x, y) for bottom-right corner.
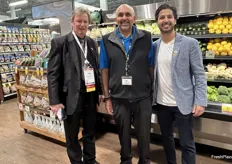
(20, 121), (83, 142)
(17, 67), (47, 73)
(15, 84), (48, 94)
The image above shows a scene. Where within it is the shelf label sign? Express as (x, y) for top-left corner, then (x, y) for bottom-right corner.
(206, 73), (215, 81)
(205, 51), (215, 59)
(221, 104), (232, 114)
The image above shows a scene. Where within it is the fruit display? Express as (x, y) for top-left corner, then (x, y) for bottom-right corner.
(175, 23), (207, 35)
(136, 21), (160, 35)
(207, 16), (232, 34)
(206, 38), (232, 56)
(207, 85), (232, 103)
(205, 63), (232, 80)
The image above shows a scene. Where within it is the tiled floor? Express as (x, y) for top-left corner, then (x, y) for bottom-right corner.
(0, 98), (231, 164)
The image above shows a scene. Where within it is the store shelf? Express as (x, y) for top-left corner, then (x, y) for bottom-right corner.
(4, 92), (17, 98)
(17, 67), (47, 73)
(20, 121), (66, 142)
(207, 79), (232, 83)
(20, 103), (50, 115)
(0, 42), (44, 45)
(2, 81), (16, 85)
(0, 62), (15, 65)
(152, 34), (232, 39)
(203, 56), (232, 60)
(20, 121), (83, 142)
(15, 84), (48, 94)
(0, 52), (29, 55)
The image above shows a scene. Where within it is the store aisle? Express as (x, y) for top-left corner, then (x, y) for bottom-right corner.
(0, 99), (230, 164)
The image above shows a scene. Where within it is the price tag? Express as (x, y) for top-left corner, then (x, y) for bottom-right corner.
(40, 67), (44, 76)
(25, 105), (30, 113)
(18, 103), (24, 111)
(206, 74), (215, 81)
(205, 51), (215, 59)
(25, 67), (28, 75)
(221, 104), (232, 114)
(50, 110), (56, 121)
(36, 67), (40, 76)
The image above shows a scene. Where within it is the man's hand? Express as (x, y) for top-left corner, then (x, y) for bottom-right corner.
(105, 99), (113, 115)
(192, 105), (205, 117)
(99, 95), (104, 104)
(50, 104), (65, 114)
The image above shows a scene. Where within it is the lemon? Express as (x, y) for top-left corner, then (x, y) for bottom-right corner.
(218, 46), (224, 52)
(213, 24), (219, 30)
(223, 21), (229, 26)
(227, 42), (232, 47)
(215, 51), (220, 56)
(221, 52), (227, 56)
(222, 29), (229, 34)
(224, 45), (230, 52)
(229, 51), (232, 55)
(221, 41), (227, 45)
(216, 29), (221, 34)
(212, 46), (218, 52)
(216, 21), (222, 25)
(207, 45), (212, 50)
(215, 43), (221, 47)
(219, 24), (225, 29)
(229, 29), (232, 33)
(209, 29), (215, 33)
(226, 24), (232, 29)
(208, 22), (214, 28)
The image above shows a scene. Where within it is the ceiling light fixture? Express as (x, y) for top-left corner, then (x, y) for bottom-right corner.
(9, 0), (28, 7)
(7, 8), (22, 13)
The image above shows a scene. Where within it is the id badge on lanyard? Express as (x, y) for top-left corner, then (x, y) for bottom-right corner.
(83, 62), (96, 92)
(72, 31), (96, 92)
(121, 37), (132, 86)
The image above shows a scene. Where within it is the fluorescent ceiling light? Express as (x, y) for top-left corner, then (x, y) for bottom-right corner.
(7, 8), (22, 13)
(9, 0), (28, 7)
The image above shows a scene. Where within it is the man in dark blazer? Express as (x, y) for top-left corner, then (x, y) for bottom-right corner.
(47, 7), (102, 164)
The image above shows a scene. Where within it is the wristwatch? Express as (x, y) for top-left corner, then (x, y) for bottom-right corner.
(103, 95), (111, 102)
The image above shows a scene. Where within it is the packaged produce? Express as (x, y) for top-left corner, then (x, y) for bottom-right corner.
(33, 94), (42, 108)
(25, 92), (34, 106)
(3, 85), (10, 95)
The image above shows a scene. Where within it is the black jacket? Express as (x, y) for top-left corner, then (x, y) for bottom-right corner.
(47, 32), (102, 115)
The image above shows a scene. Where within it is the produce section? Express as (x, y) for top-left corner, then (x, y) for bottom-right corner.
(0, 24), (51, 102)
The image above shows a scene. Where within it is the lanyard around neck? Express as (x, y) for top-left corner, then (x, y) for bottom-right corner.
(72, 31), (88, 62)
(121, 35), (133, 76)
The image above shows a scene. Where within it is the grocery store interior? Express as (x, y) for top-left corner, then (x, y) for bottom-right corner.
(0, 0), (232, 163)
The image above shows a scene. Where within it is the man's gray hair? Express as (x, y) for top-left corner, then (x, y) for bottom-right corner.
(71, 6), (91, 23)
